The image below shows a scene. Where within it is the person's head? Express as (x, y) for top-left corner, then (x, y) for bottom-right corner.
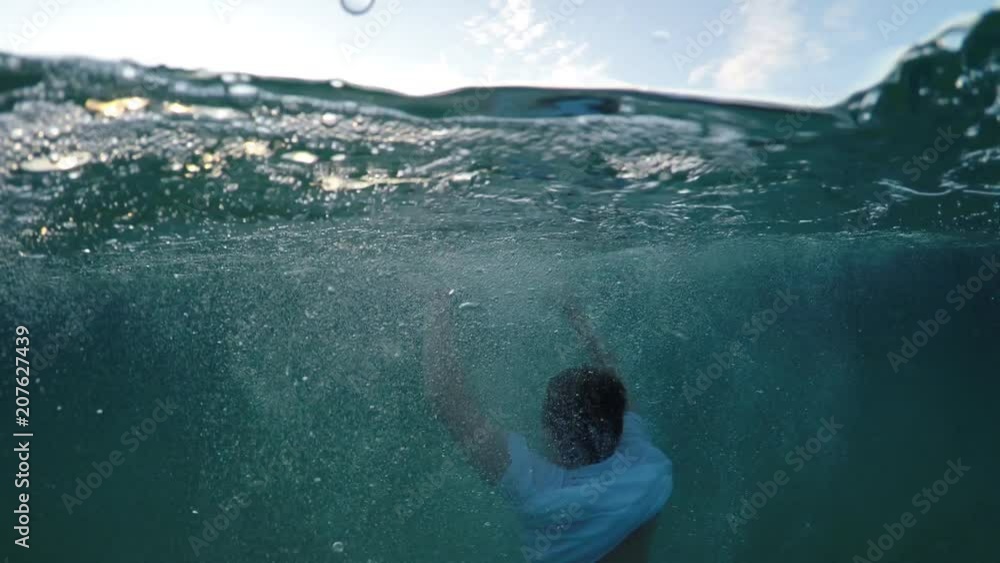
(542, 365), (627, 467)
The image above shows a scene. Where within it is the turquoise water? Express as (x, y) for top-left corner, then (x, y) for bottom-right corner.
(1, 10), (999, 563)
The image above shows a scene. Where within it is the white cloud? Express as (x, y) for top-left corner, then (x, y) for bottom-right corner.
(823, 0), (858, 31)
(464, 0), (548, 56)
(687, 62), (717, 86)
(823, 0), (867, 41)
(805, 39), (832, 64)
(460, 0), (612, 88)
(689, 0), (831, 94)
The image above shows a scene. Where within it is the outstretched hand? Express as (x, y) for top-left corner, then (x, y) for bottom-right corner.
(562, 295), (585, 324)
(563, 296), (595, 339)
(421, 286), (509, 483)
(430, 287), (454, 308)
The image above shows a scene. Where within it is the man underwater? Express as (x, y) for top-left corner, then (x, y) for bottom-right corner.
(423, 293), (673, 562)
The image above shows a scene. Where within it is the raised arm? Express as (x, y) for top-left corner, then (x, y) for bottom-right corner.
(422, 291), (509, 483)
(563, 299), (615, 369)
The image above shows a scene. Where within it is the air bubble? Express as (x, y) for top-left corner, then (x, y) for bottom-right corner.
(332, 541), (345, 552)
(341, 0), (374, 15)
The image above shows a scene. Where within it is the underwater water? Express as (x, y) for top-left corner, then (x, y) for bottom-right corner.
(2, 9), (1000, 563)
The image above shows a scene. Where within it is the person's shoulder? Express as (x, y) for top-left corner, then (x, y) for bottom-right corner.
(622, 411), (651, 439)
(624, 411), (645, 425)
(619, 412), (671, 466)
(501, 432), (566, 501)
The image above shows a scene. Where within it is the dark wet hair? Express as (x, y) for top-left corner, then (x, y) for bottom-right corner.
(542, 365), (627, 466)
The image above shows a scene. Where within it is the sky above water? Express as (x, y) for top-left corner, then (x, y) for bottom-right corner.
(0, 0), (995, 104)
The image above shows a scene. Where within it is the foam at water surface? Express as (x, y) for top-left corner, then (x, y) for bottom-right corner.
(0, 11), (998, 256)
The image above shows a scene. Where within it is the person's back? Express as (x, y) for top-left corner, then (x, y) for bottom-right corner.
(503, 370), (673, 563)
(599, 519), (659, 563)
(423, 294), (674, 562)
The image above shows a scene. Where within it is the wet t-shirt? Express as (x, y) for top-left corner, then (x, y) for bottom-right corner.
(501, 413), (674, 563)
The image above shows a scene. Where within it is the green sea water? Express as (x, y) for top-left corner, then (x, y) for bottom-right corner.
(1, 10), (999, 563)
